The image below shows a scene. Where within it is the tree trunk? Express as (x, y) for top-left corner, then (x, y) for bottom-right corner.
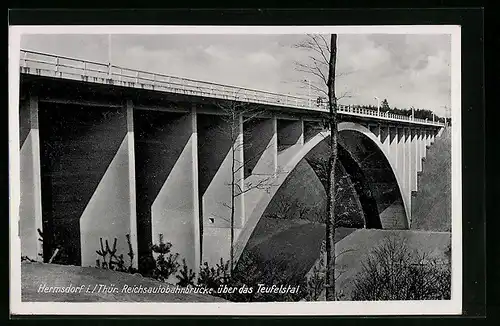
(325, 33), (338, 301)
(230, 112), (236, 274)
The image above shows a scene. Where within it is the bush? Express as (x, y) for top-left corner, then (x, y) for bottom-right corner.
(302, 264), (325, 301)
(95, 235), (138, 274)
(197, 258), (231, 289)
(176, 259), (196, 287)
(93, 233), (180, 281)
(351, 236), (451, 300)
(150, 234), (180, 282)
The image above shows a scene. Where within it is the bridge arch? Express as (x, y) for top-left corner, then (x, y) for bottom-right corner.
(234, 121), (409, 263)
(337, 122), (410, 224)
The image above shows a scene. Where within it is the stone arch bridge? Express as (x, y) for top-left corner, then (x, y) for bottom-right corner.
(17, 50), (444, 273)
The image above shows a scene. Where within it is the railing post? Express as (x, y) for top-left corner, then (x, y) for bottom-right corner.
(83, 61), (87, 76)
(22, 51), (27, 68)
(135, 71), (139, 84)
(55, 57), (59, 74)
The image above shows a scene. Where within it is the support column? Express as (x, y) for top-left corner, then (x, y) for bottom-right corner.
(19, 96), (43, 261)
(411, 128), (418, 192)
(199, 113), (245, 266)
(79, 100), (138, 268)
(276, 118), (304, 167)
(370, 124), (381, 143)
(150, 108), (200, 274)
(299, 118), (305, 146)
(243, 117), (278, 223)
(437, 127), (444, 137)
(403, 128), (411, 216)
(380, 125), (391, 162)
(421, 128), (427, 160)
(416, 129), (423, 173)
(389, 127), (399, 178)
(125, 100), (139, 269)
(394, 127), (403, 191)
(273, 117), (278, 174)
(135, 107), (199, 273)
(404, 128), (412, 225)
(191, 108), (201, 273)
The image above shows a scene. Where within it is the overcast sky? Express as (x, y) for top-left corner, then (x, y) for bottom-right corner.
(21, 34), (451, 117)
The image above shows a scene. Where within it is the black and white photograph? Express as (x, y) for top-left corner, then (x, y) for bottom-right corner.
(9, 25), (462, 315)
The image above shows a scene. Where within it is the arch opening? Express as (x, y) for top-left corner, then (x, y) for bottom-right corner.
(233, 122), (409, 288)
(337, 127), (408, 229)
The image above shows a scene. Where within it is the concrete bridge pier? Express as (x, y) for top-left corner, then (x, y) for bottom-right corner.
(394, 128), (407, 203)
(78, 100), (139, 269)
(432, 129), (438, 144)
(243, 117), (278, 226)
(426, 129), (432, 148)
(388, 127), (399, 177)
(276, 118), (304, 167)
(410, 128), (418, 192)
(19, 95), (43, 261)
(26, 97), (138, 267)
(416, 129), (423, 173)
(134, 106), (200, 273)
(437, 126), (445, 137)
(198, 113), (245, 267)
(420, 129), (427, 161)
(369, 124), (381, 144)
(402, 128), (412, 225)
(380, 125), (391, 161)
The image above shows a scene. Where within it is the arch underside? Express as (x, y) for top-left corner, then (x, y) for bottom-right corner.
(235, 123), (408, 269)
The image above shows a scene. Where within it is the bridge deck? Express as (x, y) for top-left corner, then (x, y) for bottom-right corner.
(19, 49), (444, 128)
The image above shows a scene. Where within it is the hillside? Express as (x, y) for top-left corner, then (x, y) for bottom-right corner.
(334, 229), (451, 299)
(411, 127), (452, 231)
(235, 216), (356, 287)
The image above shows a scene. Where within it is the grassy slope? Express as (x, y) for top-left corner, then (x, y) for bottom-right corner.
(236, 215), (356, 286)
(22, 262), (226, 302)
(411, 127), (452, 231)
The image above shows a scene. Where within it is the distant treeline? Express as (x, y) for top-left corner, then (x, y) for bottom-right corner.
(350, 103), (447, 123)
(324, 97), (449, 124)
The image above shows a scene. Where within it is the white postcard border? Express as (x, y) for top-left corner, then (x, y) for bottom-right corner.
(9, 24), (462, 316)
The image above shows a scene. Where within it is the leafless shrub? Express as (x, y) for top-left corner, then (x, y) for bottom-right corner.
(351, 236), (451, 300)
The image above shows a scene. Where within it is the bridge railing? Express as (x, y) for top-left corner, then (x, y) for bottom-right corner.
(19, 49), (444, 127)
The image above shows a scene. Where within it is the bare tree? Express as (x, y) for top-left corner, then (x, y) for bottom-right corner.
(266, 199), (295, 220)
(265, 198), (315, 221)
(214, 97), (280, 273)
(294, 34), (340, 300)
(293, 36), (354, 106)
(304, 239), (356, 301)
